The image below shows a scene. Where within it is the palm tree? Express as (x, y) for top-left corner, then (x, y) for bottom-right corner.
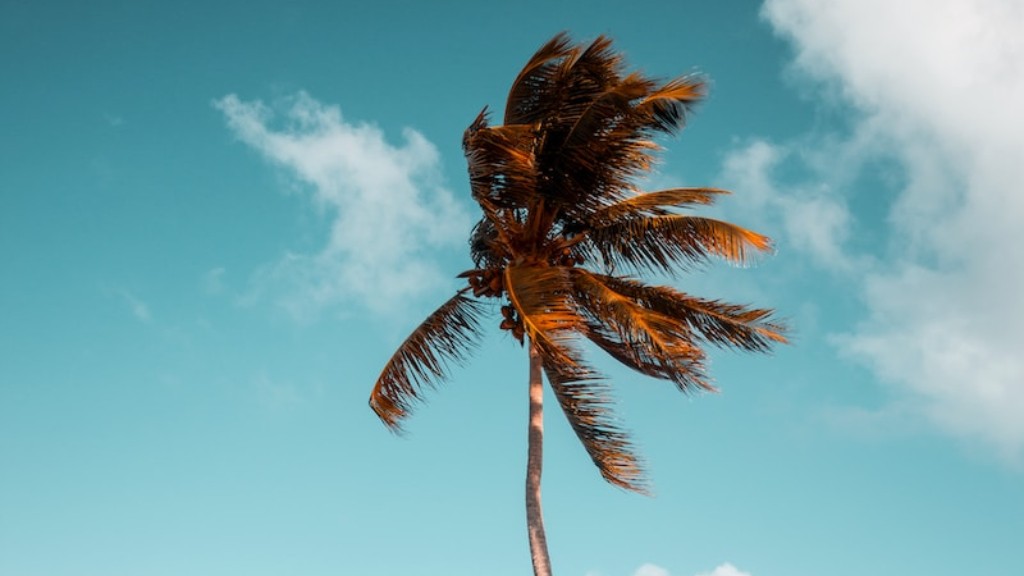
(368, 33), (786, 576)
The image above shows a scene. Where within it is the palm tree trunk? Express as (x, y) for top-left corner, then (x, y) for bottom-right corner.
(526, 341), (553, 576)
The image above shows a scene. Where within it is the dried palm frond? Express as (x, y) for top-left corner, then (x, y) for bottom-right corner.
(597, 275), (788, 351)
(504, 264), (582, 363)
(369, 292), (486, 430)
(638, 76), (706, 133)
(505, 33), (577, 125)
(587, 214), (773, 274)
(571, 269), (712, 392)
(544, 355), (647, 493)
(587, 187), (729, 225)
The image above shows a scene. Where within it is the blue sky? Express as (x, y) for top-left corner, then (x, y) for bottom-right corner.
(2, 1), (1023, 575)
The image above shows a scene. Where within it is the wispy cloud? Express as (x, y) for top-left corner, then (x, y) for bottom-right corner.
(103, 112), (125, 127)
(756, 0), (1024, 461)
(116, 288), (151, 322)
(719, 137), (860, 274)
(254, 373), (307, 412)
(214, 92), (472, 319)
(202, 266), (226, 295)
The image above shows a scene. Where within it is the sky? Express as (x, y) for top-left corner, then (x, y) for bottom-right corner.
(2, 1), (1023, 575)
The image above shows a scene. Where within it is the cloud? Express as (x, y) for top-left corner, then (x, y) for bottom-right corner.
(254, 373), (306, 412)
(203, 267), (226, 295)
(627, 562), (752, 576)
(214, 92), (472, 318)
(696, 564), (752, 576)
(116, 288), (151, 322)
(719, 138), (857, 273)
(759, 0), (1024, 460)
(633, 564), (671, 576)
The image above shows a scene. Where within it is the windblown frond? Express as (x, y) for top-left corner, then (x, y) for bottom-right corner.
(583, 321), (711, 392)
(587, 187), (729, 225)
(597, 275), (788, 351)
(544, 354), (647, 493)
(587, 215), (773, 274)
(464, 123), (539, 210)
(571, 269), (713, 392)
(505, 33), (577, 125)
(504, 264), (647, 490)
(369, 292), (486, 430)
(504, 264), (582, 359)
(638, 76), (706, 133)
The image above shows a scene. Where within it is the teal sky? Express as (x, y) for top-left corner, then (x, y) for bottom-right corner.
(3, 1), (1023, 575)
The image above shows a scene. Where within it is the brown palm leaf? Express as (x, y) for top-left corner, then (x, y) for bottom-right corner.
(504, 33), (577, 125)
(588, 214), (773, 274)
(587, 187), (730, 225)
(369, 292), (486, 430)
(597, 275), (788, 351)
(544, 355), (647, 493)
(638, 76), (707, 133)
(571, 269), (713, 392)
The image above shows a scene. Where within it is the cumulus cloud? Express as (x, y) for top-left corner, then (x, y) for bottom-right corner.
(758, 0), (1024, 460)
(214, 92), (471, 318)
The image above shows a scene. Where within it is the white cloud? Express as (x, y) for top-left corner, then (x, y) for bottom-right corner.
(760, 0), (1024, 460)
(696, 564), (752, 576)
(214, 92), (472, 318)
(633, 564), (671, 576)
(720, 138), (856, 273)
(627, 562), (752, 576)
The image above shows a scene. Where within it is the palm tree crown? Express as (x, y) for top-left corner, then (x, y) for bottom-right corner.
(368, 33), (787, 493)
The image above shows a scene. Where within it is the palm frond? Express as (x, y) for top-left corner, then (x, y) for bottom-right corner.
(598, 275), (788, 351)
(543, 353), (648, 493)
(464, 123), (538, 210)
(369, 292), (486, 430)
(587, 214), (773, 274)
(541, 75), (655, 216)
(504, 33), (577, 125)
(587, 187), (730, 225)
(502, 263), (647, 490)
(468, 217), (511, 269)
(583, 321), (711, 392)
(504, 264), (582, 363)
(572, 269), (712, 392)
(638, 76), (706, 133)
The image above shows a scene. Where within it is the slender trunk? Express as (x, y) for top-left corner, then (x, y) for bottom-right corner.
(526, 342), (553, 576)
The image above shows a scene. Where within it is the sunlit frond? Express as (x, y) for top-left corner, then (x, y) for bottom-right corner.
(597, 275), (788, 351)
(583, 321), (712, 392)
(587, 214), (773, 274)
(369, 292), (486, 430)
(572, 269), (713, 392)
(638, 76), (706, 133)
(587, 187), (730, 225)
(504, 264), (582, 361)
(543, 354), (648, 493)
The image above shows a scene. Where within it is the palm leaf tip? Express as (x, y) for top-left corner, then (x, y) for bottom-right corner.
(369, 293), (485, 431)
(541, 356), (650, 494)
